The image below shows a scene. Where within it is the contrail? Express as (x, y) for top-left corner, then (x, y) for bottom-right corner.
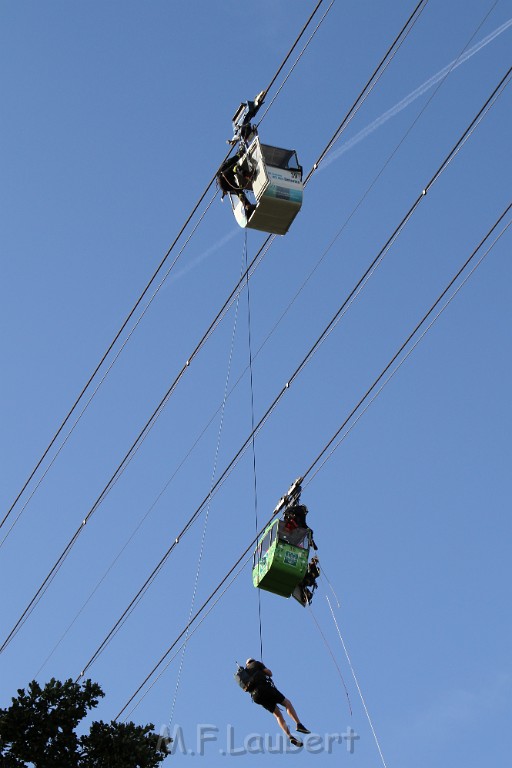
(168, 19), (512, 281)
(321, 17), (512, 168)
(167, 227), (240, 283)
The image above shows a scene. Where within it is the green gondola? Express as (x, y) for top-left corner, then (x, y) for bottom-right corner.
(252, 477), (320, 606)
(252, 516), (310, 599)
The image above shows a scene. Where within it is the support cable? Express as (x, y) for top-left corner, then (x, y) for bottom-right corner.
(72, 91), (510, 681)
(263, 0), (330, 98)
(2, 0), (433, 654)
(0, 191), (218, 550)
(121, 554), (254, 723)
(306, 0), (430, 180)
(0, 0), (330, 537)
(257, 0), (336, 124)
(302, 202), (512, 486)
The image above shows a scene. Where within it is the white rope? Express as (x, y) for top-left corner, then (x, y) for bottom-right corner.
(326, 596), (388, 768)
(167, 246), (246, 728)
(307, 601), (352, 715)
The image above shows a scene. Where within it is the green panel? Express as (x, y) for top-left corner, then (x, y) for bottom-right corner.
(253, 540), (308, 598)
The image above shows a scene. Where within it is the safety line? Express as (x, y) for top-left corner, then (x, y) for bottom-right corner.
(307, 602), (352, 715)
(326, 596), (388, 768)
(167, 238), (247, 732)
(244, 231), (264, 661)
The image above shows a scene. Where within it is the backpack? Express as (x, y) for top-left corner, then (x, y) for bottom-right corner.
(234, 664), (253, 691)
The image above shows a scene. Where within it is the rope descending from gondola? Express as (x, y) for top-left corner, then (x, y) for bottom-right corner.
(244, 230), (264, 660)
(326, 595), (388, 768)
(307, 601), (352, 715)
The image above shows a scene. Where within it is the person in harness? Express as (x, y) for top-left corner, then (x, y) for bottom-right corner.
(216, 153), (255, 217)
(238, 659), (310, 747)
(216, 91), (265, 219)
(298, 555), (321, 605)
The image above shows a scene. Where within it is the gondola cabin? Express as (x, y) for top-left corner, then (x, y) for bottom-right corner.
(233, 136), (303, 236)
(252, 516), (310, 598)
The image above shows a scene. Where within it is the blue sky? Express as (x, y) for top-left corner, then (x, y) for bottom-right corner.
(1, 1), (511, 766)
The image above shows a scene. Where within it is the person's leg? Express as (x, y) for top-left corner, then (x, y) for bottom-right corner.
(282, 698), (310, 734)
(273, 707), (303, 748)
(282, 698), (300, 724)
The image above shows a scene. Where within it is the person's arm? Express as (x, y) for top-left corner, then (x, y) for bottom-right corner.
(262, 667), (272, 676)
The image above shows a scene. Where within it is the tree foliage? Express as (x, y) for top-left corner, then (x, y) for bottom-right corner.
(0, 679), (168, 768)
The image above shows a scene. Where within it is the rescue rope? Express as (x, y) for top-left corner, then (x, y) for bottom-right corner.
(244, 231), (264, 660)
(307, 600), (352, 715)
(319, 564), (342, 608)
(167, 239), (248, 730)
(326, 596), (388, 768)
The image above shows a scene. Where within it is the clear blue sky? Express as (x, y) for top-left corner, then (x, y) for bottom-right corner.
(1, 1), (511, 766)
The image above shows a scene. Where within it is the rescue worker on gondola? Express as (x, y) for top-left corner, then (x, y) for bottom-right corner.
(216, 91), (265, 217)
(298, 555), (320, 605)
(216, 153), (255, 216)
(283, 503), (318, 550)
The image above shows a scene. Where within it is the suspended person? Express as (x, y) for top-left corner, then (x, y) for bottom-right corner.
(297, 555), (321, 605)
(242, 659), (310, 747)
(216, 154), (256, 217)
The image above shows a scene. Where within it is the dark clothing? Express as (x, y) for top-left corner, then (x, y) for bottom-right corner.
(252, 685), (286, 713)
(245, 661), (286, 713)
(217, 154), (254, 198)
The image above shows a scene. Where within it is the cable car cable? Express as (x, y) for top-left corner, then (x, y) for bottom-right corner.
(301, 201), (512, 487)
(112, 518), (272, 720)
(306, 0), (430, 180)
(0, 190), (218, 552)
(122, 553), (254, 723)
(263, 0), (331, 99)
(112, 203), (511, 720)
(72, 85), (509, 682)
(2, 0), (428, 653)
(256, 0), (336, 125)
(0, 0), (331, 539)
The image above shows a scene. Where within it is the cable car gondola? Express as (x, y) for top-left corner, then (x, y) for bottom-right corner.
(217, 93), (303, 236)
(252, 479), (319, 606)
